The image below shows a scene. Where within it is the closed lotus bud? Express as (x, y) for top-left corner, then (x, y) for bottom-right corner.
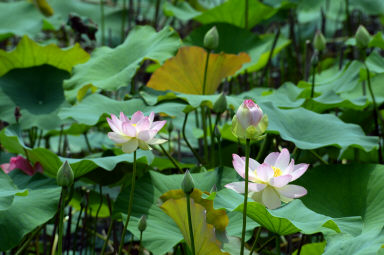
(355, 25), (371, 49)
(167, 119), (174, 133)
(313, 30), (326, 51)
(138, 215), (147, 232)
(181, 170), (195, 194)
(56, 161), (74, 187)
(232, 99), (268, 140)
(204, 26), (219, 50)
(213, 93), (227, 113)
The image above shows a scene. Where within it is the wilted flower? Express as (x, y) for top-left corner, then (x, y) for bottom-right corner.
(0, 156), (43, 176)
(232, 99), (268, 140)
(107, 111), (167, 154)
(225, 149), (308, 209)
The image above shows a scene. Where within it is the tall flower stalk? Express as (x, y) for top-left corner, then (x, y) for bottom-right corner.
(240, 138), (250, 255)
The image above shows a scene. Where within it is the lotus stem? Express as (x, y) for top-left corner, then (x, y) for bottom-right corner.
(159, 144), (183, 173)
(121, 0), (127, 42)
(186, 193), (196, 255)
(139, 231), (143, 255)
(100, 0), (105, 45)
(182, 113), (204, 165)
(57, 187), (67, 255)
(310, 61), (317, 98)
(118, 150), (137, 255)
(240, 138), (251, 255)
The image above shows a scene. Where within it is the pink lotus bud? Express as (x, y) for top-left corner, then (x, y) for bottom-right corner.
(232, 100), (268, 140)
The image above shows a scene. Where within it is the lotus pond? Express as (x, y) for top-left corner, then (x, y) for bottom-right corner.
(1, 0), (384, 254)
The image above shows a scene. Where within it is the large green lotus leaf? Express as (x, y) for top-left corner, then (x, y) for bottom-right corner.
(185, 23), (290, 73)
(0, 36), (89, 129)
(0, 171), (61, 251)
(298, 61), (363, 95)
(342, 72), (384, 105)
(114, 168), (256, 255)
(63, 26), (181, 100)
(213, 189), (348, 236)
(174, 0), (276, 29)
(141, 82), (304, 110)
(259, 102), (378, 153)
(295, 164), (384, 254)
(302, 89), (368, 113)
(0, 128), (153, 178)
(58, 93), (185, 125)
(366, 50), (384, 74)
(0, 2), (44, 40)
(0, 170), (28, 211)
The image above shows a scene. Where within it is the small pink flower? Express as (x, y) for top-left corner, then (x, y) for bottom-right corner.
(107, 111), (167, 153)
(225, 148), (308, 209)
(0, 156), (43, 176)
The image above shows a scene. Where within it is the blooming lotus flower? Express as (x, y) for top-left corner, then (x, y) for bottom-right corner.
(0, 156), (43, 176)
(107, 111), (167, 153)
(232, 99), (268, 140)
(225, 148), (308, 209)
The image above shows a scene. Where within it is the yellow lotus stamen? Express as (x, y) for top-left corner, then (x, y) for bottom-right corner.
(272, 166), (282, 177)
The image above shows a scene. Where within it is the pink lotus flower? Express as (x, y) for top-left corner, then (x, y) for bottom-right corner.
(1, 156), (43, 176)
(225, 148), (308, 209)
(107, 111), (167, 153)
(232, 99), (268, 140)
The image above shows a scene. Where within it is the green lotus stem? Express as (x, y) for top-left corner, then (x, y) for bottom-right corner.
(249, 227), (262, 255)
(275, 234), (281, 254)
(364, 63), (383, 163)
(182, 113), (204, 165)
(154, 0), (161, 29)
(208, 111), (215, 166)
(57, 187), (67, 255)
(121, 0), (127, 42)
(159, 144), (183, 173)
(201, 51), (211, 164)
(240, 138), (251, 255)
(118, 150), (137, 255)
(186, 193), (196, 255)
(100, 219), (115, 254)
(139, 231), (143, 255)
(310, 62), (317, 98)
(202, 51), (210, 95)
(100, 0), (105, 45)
(201, 106), (209, 164)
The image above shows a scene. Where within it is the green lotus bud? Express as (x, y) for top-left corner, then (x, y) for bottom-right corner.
(167, 119), (174, 133)
(138, 215), (147, 232)
(313, 30), (326, 51)
(213, 93), (227, 114)
(355, 25), (371, 49)
(181, 170), (195, 194)
(204, 26), (219, 50)
(231, 99), (268, 140)
(56, 161), (74, 187)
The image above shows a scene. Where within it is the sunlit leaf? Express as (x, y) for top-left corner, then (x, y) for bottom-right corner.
(63, 26), (181, 100)
(147, 46), (250, 94)
(186, 23), (290, 73)
(160, 189), (230, 255)
(0, 36), (89, 76)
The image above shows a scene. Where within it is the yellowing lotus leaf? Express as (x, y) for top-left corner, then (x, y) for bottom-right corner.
(160, 189), (230, 255)
(0, 36), (89, 76)
(147, 46), (250, 94)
